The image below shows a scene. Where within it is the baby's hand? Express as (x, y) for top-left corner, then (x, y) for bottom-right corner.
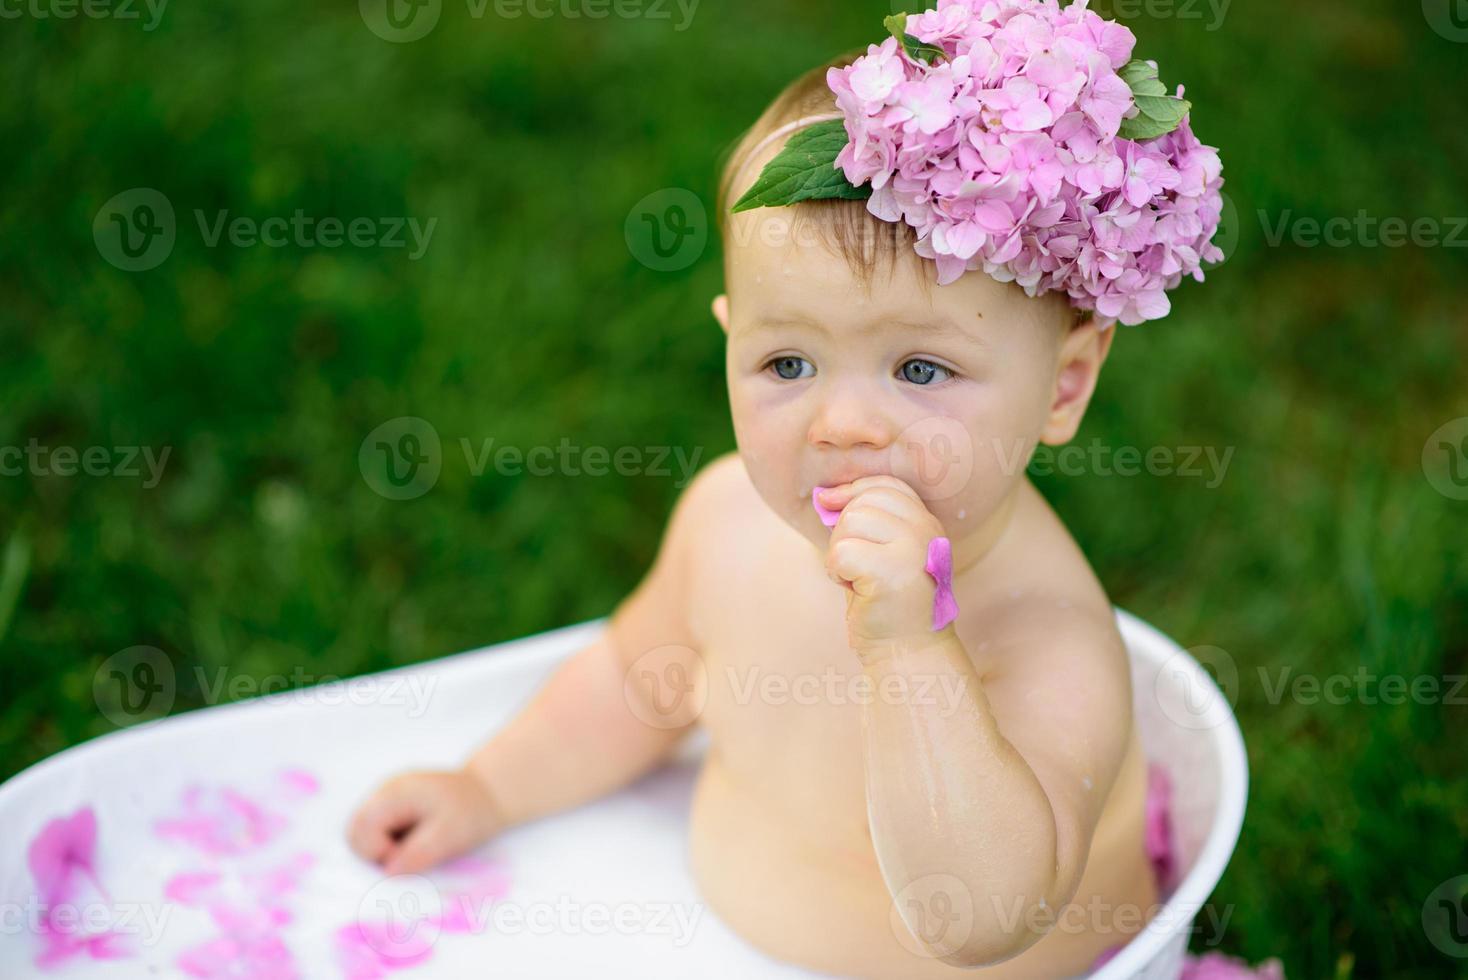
(817, 476), (951, 654)
(346, 767), (503, 876)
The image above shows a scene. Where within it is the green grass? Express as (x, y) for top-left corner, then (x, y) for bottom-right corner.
(2, 1), (1465, 976)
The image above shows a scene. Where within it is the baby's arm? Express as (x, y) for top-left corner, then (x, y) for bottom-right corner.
(861, 607), (1131, 968)
(347, 461), (711, 875)
(818, 476), (1130, 967)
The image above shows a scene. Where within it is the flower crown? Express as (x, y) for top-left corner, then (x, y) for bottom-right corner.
(731, 0), (1225, 327)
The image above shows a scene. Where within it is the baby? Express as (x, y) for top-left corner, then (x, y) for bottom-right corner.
(348, 3), (1224, 977)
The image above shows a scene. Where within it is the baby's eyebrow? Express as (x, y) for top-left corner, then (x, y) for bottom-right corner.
(749, 313), (987, 347)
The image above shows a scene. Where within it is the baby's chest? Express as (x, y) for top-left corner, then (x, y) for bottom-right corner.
(692, 562), (870, 802)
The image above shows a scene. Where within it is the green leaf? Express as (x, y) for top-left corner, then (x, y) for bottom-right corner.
(883, 12), (946, 64)
(1119, 94), (1193, 140)
(1116, 59), (1192, 140)
(1118, 59), (1168, 97)
(730, 118), (872, 213)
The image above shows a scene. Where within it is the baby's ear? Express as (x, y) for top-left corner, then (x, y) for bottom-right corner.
(711, 294), (730, 335)
(1039, 318), (1116, 446)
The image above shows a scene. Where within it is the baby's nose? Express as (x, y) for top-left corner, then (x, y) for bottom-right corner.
(807, 389), (891, 451)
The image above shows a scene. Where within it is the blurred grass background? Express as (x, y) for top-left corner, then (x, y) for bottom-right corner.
(1, 0), (1465, 976)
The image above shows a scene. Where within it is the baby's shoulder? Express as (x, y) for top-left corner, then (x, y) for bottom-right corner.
(662, 448), (772, 569)
(961, 490), (1131, 709)
(665, 450), (764, 543)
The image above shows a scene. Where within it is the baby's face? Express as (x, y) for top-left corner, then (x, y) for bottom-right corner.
(715, 206), (1090, 556)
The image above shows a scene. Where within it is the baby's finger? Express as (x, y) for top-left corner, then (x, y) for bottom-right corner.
(817, 475), (922, 511)
(348, 795), (422, 864)
(830, 504), (903, 545)
(825, 536), (884, 594)
(838, 488), (931, 528)
(383, 817), (451, 877)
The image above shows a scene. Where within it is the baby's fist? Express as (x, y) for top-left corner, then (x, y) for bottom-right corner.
(346, 768), (503, 877)
(818, 476), (949, 654)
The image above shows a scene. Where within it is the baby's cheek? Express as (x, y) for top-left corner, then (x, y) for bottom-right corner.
(889, 414), (1031, 530)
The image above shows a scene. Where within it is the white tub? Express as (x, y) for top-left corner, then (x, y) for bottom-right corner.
(0, 609), (1246, 978)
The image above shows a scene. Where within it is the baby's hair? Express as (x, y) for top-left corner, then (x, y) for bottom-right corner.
(715, 50), (1090, 332)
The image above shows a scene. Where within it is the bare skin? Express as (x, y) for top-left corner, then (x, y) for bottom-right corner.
(677, 455), (1156, 978)
(347, 135), (1159, 978)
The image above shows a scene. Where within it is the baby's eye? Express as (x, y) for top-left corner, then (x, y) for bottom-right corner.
(768, 356), (814, 381)
(898, 358), (953, 386)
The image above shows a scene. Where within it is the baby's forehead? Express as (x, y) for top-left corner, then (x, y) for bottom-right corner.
(739, 308), (995, 355)
(723, 202), (1077, 341)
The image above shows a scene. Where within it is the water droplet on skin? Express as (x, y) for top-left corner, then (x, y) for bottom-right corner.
(957, 509), (967, 520)
(1082, 777), (1093, 791)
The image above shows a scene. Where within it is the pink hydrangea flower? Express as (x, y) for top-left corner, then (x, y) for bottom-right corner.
(26, 806), (135, 970)
(1145, 762), (1179, 896)
(1181, 951), (1288, 979)
(154, 785), (287, 857)
(826, 0), (1225, 326)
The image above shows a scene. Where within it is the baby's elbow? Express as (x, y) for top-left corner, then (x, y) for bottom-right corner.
(894, 883), (1059, 969)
